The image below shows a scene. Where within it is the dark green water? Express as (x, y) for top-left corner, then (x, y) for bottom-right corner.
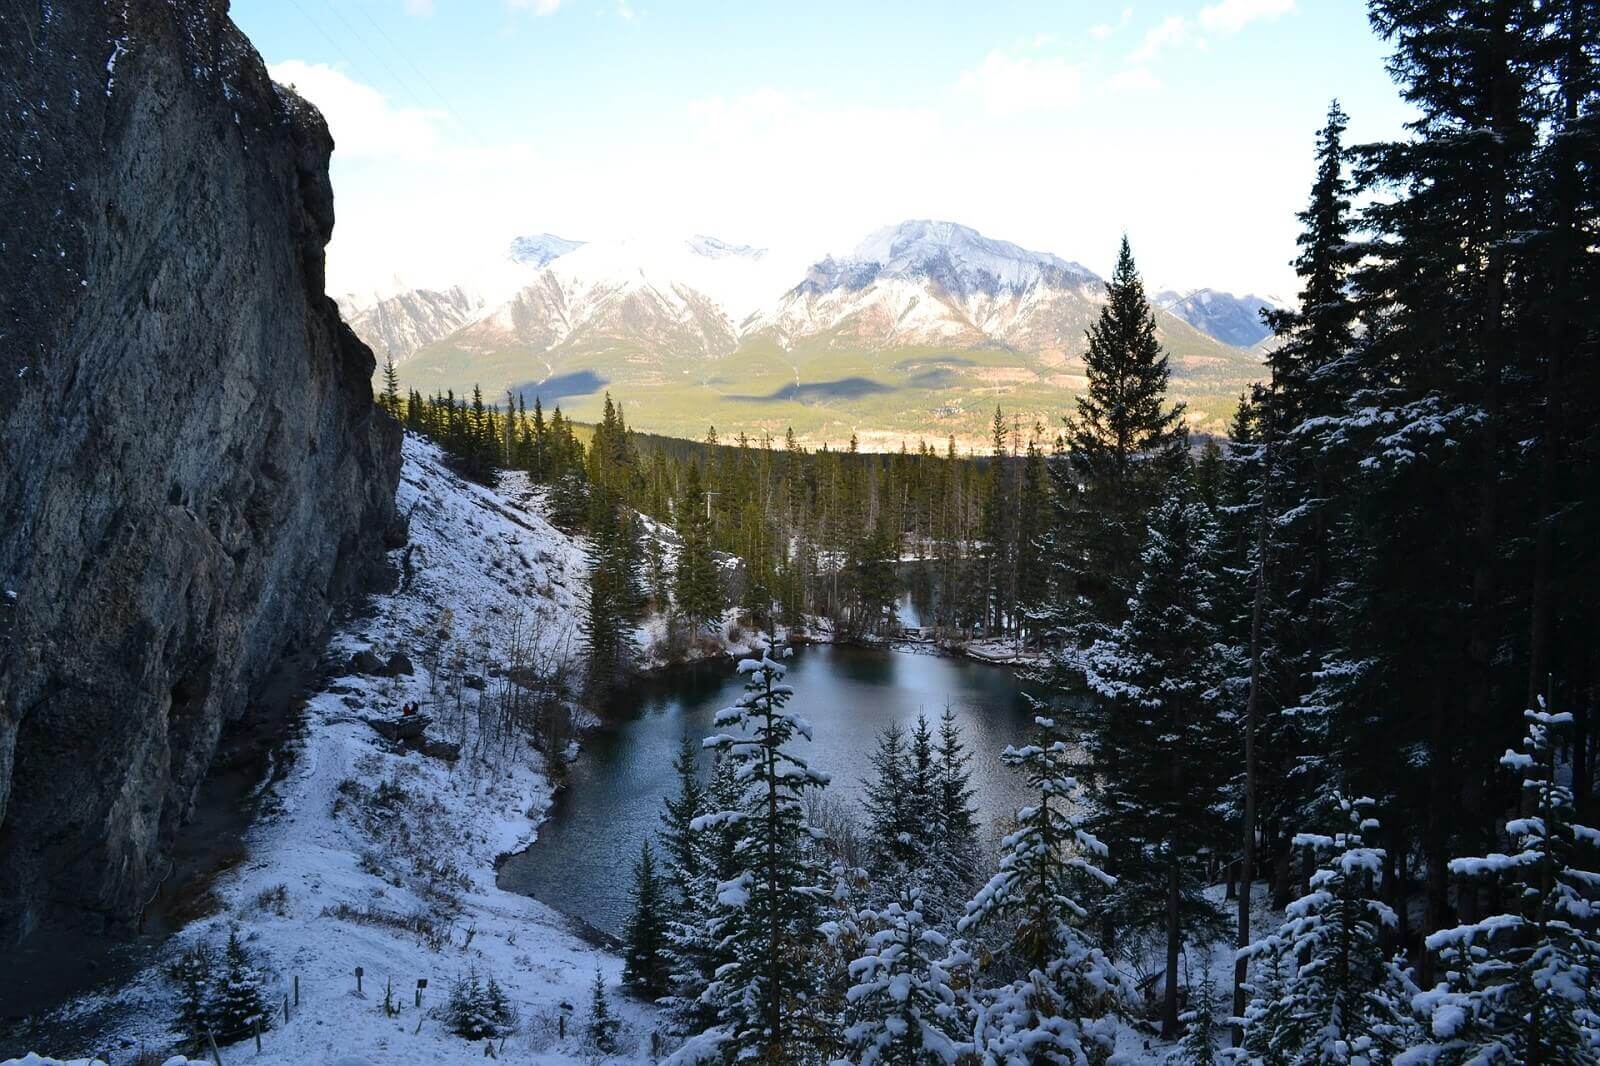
(498, 644), (1035, 934)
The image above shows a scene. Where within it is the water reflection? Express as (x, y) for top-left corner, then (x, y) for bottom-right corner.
(498, 645), (1038, 934)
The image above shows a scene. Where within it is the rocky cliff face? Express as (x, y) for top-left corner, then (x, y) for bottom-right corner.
(0, 0), (401, 944)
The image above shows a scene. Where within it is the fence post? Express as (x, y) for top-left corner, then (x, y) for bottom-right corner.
(294, 974), (300, 1007)
(355, 965), (364, 996)
(205, 1030), (224, 1066)
(254, 1017), (262, 1053)
(283, 993), (291, 1022)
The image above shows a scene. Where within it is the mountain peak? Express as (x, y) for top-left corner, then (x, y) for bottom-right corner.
(508, 232), (585, 267)
(687, 234), (765, 260)
(800, 219), (1098, 299)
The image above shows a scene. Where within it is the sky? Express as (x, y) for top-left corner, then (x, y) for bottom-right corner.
(231, 0), (1414, 301)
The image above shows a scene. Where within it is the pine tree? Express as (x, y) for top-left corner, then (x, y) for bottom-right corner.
(957, 714), (1126, 1064)
(686, 639), (831, 1063)
(1056, 236), (1188, 630)
(1410, 707), (1600, 1062)
(207, 928), (272, 1043)
(862, 721), (916, 879)
(444, 965), (517, 1040)
(932, 705), (981, 898)
(1241, 796), (1419, 1064)
(1076, 485), (1232, 1037)
(624, 839), (671, 999)
(588, 967), (621, 1054)
(382, 356), (401, 416)
(843, 889), (969, 1065)
(1170, 964), (1221, 1065)
(673, 463), (723, 634)
(1237, 939), (1296, 1066)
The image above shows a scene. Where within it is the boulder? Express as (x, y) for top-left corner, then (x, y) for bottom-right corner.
(350, 650), (385, 675)
(384, 652), (414, 677)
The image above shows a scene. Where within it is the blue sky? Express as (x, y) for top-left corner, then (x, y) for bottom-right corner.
(232, 0), (1413, 299)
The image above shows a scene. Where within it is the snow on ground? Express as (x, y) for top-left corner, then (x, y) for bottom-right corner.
(6, 435), (662, 1065)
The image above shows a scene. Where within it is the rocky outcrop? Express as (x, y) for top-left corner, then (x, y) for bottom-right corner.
(0, 0), (401, 943)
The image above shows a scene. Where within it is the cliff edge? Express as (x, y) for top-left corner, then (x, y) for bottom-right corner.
(0, 0), (401, 943)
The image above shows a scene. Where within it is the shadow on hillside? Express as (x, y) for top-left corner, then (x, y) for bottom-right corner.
(507, 370), (608, 407)
(732, 376), (896, 403)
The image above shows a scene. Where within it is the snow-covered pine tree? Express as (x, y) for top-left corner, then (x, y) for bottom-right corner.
(668, 638), (831, 1064)
(168, 942), (217, 1041)
(1241, 794), (1418, 1064)
(843, 888), (969, 1065)
(660, 747), (743, 1032)
(207, 928), (272, 1043)
(444, 964), (516, 1041)
(1408, 706), (1600, 1062)
(1076, 485), (1232, 1037)
(1170, 963), (1221, 1065)
(1236, 936), (1295, 1066)
(624, 838), (671, 999)
(588, 967), (621, 1054)
(957, 714), (1126, 1064)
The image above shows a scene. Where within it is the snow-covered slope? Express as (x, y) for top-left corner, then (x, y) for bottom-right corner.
(1155, 288), (1282, 349)
(12, 436), (669, 1064)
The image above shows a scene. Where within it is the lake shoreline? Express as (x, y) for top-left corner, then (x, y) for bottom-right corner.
(495, 642), (1035, 937)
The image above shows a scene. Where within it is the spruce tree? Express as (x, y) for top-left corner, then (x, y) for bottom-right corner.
(588, 967), (621, 1054)
(1410, 707), (1600, 1062)
(1057, 236), (1188, 630)
(623, 839), (671, 999)
(843, 889), (969, 1065)
(1076, 484), (1231, 1037)
(957, 714), (1126, 1063)
(932, 705), (981, 897)
(687, 639), (831, 1063)
(1241, 796), (1419, 1064)
(208, 928), (272, 1043)
(1171, 964), (1221, 1065)
(673, 462), (722, 634)
(862, 721), (916, 879)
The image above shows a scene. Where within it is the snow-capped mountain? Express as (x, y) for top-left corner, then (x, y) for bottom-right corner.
(751, 220), (1107, 351)
(446, 235), (806, 365)
(385, 220), (1267, 441)
(509, 232), (586, 268)
(346, 285), (482, 365)
(1155, 288), (1282, 349)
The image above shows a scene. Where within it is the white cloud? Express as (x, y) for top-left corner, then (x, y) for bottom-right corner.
(1199, 0), (1294, 34)
(1130, 14), (1193, 65)
(402, 0), (434, 15)
(955, 50), (1083, 116)
(507, 0), (562, 13)
(1090, 7), (1134, 40)
(267, 60), (445, 161)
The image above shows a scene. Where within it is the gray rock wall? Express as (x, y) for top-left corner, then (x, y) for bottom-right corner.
(0, 0), (401, 943)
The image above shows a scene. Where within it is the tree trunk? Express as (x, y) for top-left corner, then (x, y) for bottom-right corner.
(1163, 848), (1182, 1039)
(1233, 440), (1272, 1044)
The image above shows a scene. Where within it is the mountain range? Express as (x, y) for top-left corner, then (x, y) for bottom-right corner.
(350, 221), (1280, 445)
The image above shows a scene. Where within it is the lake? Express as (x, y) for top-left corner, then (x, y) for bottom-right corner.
(498, 643), (1038, 934)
